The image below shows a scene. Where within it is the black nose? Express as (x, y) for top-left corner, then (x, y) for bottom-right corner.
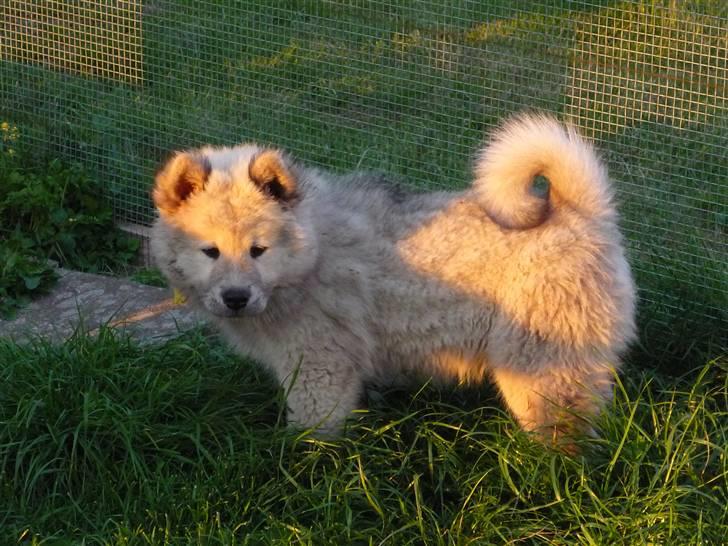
(221, 288), (250, 311)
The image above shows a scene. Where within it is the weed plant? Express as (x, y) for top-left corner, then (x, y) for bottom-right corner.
(0, 125), (139, 317)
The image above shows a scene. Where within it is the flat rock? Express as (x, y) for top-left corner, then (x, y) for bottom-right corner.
(0, 269), (201, 344)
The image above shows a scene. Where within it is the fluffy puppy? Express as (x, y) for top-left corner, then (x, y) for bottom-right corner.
(151, 113), (636, 446)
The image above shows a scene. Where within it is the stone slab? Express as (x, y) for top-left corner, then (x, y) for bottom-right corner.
(0, 269), (201, 344)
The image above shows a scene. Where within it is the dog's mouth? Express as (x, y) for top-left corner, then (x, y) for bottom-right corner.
(208, 305), (266, 319)
(223, 306), (265, 318)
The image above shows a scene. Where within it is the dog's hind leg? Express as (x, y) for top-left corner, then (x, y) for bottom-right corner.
(490, 363), (615, 449)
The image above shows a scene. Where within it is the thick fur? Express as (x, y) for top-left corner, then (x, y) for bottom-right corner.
(151, 113), (636, 446)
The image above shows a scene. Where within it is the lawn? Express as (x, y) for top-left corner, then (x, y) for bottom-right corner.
(1, 329), (725, 544)
(0, 1), (726, 543)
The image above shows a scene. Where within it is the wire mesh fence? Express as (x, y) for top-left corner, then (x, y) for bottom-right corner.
(1, 1), (726, 346)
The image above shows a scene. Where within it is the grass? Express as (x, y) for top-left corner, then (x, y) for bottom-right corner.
(0, 328), (725, 544)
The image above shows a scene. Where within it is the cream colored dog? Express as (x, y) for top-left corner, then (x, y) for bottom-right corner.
(151, 113), (636, 446)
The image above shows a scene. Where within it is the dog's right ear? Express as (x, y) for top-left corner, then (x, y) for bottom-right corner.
(153, 153), (211, 216)
(248, 149), (300, 206)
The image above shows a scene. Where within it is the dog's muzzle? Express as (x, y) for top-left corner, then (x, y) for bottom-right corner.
(221, 287), (251, 311)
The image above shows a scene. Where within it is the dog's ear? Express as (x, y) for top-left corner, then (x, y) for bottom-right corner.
(248, 150), (299, 205)
(153, 153), (211, 215)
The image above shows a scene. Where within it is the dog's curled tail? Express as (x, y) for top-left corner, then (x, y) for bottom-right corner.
(473, 113), (615, 229)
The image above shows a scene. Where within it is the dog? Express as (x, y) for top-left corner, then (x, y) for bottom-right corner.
(150, 113), (636, 446)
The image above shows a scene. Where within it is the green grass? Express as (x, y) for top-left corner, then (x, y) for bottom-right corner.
(0, 328), (725, 544)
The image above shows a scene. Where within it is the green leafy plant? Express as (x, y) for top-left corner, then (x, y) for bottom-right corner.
(129, 267), (168, 288)
(0, 238), (57, 317)
(0, 123), (139, 317)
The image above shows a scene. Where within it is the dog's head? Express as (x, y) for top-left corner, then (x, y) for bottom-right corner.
(151, 145), (319, 317)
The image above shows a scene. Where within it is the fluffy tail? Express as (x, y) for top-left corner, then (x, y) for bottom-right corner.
(474, 113), (616, 229)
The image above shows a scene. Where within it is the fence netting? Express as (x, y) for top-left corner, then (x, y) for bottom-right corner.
(1, 1), (725, 336)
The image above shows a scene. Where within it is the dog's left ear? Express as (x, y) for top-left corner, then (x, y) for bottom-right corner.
(153, 152), (211, 216)
(248, 150), (300, 205)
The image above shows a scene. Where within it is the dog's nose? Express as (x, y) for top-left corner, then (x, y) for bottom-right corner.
(221, 288), (250, 311)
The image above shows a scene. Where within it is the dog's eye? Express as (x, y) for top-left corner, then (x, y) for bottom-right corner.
(201, 247), (220, 259)
(250, 245), (267, 259)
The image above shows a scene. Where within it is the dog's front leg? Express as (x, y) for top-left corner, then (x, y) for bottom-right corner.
(279, 357), (363, 437)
